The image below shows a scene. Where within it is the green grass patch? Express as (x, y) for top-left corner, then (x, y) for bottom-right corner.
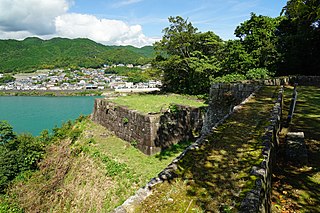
(110, 93), (207, 114)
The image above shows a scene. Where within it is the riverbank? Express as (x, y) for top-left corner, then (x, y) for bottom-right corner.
(0, 89), (104, 96)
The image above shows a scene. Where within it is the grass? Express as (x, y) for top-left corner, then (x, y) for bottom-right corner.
(110, 93), (207, 114)
(271, 86), (320, 213)
(134, 86), (279, 212)
(2, 119), (183, 212)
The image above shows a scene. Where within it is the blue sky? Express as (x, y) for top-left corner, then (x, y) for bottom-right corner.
(70, 0), (287, 39)
(0, 0), (288, 46)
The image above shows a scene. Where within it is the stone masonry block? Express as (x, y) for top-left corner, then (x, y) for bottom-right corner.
(286, 132), (308, 165)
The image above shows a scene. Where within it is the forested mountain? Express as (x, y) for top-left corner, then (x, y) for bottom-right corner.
(0, 37), (154, 73)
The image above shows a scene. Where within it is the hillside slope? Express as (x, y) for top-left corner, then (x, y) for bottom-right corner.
(2, 118), (181, 212)
(0, 37), (154, 73)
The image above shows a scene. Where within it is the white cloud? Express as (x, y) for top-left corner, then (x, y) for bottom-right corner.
(0, 0), (72, 34)
(55, 13), (157, 47)
(0, 0), (156, 47)
(0, 30), (34, 40)
(113, 0), (143, 8)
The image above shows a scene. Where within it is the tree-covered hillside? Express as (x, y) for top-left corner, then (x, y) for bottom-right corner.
(0, 37), (154, 73)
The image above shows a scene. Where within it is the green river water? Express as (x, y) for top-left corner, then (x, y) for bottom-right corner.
(0, 96), (99, 135)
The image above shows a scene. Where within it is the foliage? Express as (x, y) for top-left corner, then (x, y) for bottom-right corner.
(0, 194), (23, 213)
(220, 40), (255, 75)
(0, 38), (154, 73)
(213, 67), (271, 83)
(0, 116), (87, 194)
(0, 121), (45, 193)
(235, 13), (283, 74)
(0, 121), (16, 145)
(153, 15), (285, 93)
(52, 120), (83, 143)
(122, 117), (129, 125)
(246, 67), (271, 80)
(130, 140), (138, 148)
(153, 16), (224, 95)
(105, 66), (155, 83)
(168, 104), (180, 114)
(212, 73), (247, 83)
(0, 74), (15, 84)
(277, 0), (320, 75)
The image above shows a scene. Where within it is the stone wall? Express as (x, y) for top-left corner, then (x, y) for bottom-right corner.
(201, 83), (261, 134)
(285, 132), (308, 165)
(91, 100), (205, 155)
(290, 76), (320, 86)
(154, 105), (205, 149)
(235, 75), (320, 87)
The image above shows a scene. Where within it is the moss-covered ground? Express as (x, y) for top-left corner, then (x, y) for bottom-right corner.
(134, 86), (279, 212)
(110, 93), (207, 114)
(271, 86), (320, 213)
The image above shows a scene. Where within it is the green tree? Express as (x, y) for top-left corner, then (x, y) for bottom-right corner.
(153, 16), (223, 94)
(0, 74), (15, 85)
(0, 121), (18, 192)
(0, 121), (16, 145)
(277, 0), (320, 75)
(0, 121), (45, 192)
(220, 40), (255, 75)
(235, 13), (282, 74)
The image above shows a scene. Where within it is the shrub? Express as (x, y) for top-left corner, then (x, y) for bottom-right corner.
(211, 73), (246, 83)
(246, 67), (271, 80)
(0, 116), (86, 193)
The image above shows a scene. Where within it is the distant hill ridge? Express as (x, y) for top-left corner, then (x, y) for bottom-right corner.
(0, 37), (155, 73)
